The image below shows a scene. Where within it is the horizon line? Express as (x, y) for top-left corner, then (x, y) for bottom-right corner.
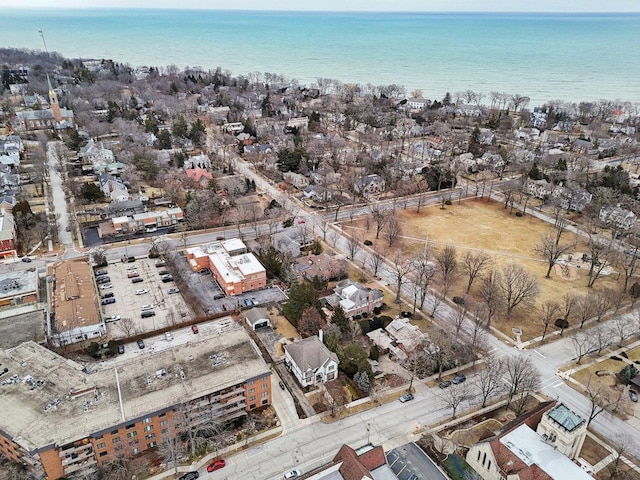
(3, 6), (640, 13)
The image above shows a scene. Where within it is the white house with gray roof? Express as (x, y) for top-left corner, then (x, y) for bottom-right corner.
(284, 335), (338, 387)
(322, 279), (384, 319)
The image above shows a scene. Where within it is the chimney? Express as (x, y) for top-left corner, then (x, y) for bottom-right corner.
(318, 329), (323, 343)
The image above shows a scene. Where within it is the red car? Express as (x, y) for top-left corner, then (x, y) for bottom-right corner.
(191, 325), (199, 334)
(207, 459), (226, 472)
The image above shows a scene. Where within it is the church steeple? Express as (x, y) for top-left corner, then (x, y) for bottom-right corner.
(47, 74), (62, 123)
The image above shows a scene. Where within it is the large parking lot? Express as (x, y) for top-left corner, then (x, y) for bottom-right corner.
(97, 258), (192, 340)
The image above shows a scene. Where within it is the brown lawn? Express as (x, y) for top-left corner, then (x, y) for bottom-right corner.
(342, 198), (625, 342)
(579, 435), (610, 467)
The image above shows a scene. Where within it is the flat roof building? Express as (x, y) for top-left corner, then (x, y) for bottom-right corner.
(0, 319), (271, 479)
(47, 259), (105, 348)
(186, 239), (266, 296)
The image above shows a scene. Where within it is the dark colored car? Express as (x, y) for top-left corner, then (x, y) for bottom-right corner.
(401, 311), (413, 318)
(439, 381), (451, 389)
(141, 310), (156, 318)
(207, 459), (226, 472)
(96, 276), (111, 284)
(117, 344), (125, 354)
(102, 292), (114, 299)
(158, 270), (169, 276)
(452, 374), (466, 384)
(161, 275), (173, 283)
(101, 298), (116, 305)
(137, 339), (145, 349)
(21, 257), (32, 263)
(191, 325), (199, 334)
(178, 472), (199, 480)
(279, 380), (286, 390)
(132, 277), (144, 283)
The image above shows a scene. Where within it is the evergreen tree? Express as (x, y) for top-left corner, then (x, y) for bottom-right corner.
(331, 305), (350, 336)
(282, 281), (319, 326)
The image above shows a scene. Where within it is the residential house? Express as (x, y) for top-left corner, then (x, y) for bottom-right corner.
(0, 135), (23, 167)
(0, 210), (16, 259)
(271, 226), (314, 258)
(185, 153), (211, 170)
(284, 335), (339, 387)
(185, 167), (213, 185)
(304, 443), (395, 480)
(97, 207), (183, 238)
(244, 307), (271, 330)
(404, 97), (430, 112)
(303, 185), (332, 203)
(243, 144), (273, 155)
(526, 179), (556, 200)
(556, 187), (593, 212)
(99, 173), (129, 202)
(455, 104), (482, 117)
(599, 205), (637, 230)
(283, 171), (309, 189)
(354, 174), (386, 196)
(286, 117), (309, 131)
(293, 253), (346, 282)
(466, 401), (592, 480)
(0, 194), (16, 212)
(322, 279), (384, 319)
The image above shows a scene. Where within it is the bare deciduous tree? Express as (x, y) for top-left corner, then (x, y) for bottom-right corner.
(367, 246), (385, 278)
(575, 294), (596, 328)
(571, 331), (592, 365)
(478, 269), (503, 327)
(391, 252), (414, 304)
(504, 356), (540, 408)
(435, 245), (458, 287)
(437, 383), (469, 419)
(370, 204), (390, 239)
(461, 251), (492, 294)
(450, 300), (468, 335)
(473, 357), (505, 407)
(539, 300), (561, 342)
(533, 232), (576, 279)
(346, 233), (361, 260)
(385, 215), (403, 247)
(499, 264), (540, 317)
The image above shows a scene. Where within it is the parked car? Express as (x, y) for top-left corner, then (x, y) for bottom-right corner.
(146, 227), (157, 233)
(127, 272), (139, 278)
(191, 325), (199, 334)
(207, 459), (226, 472)
(105, 315), (121, 323)
(284, 469), (300, 479)
(155, 261), (166, 267)
(178, 472), (199, 480)
(135, 289), (148, 295)
(401, 311), (413, 318)
(141, 310), (156, 318)
(97, 276), (111, 284)
(216, 236), (224, 241)
(141, 304), (154, 311)
(101, 298), (116, 305)
(399, 393), (414, 403)
(117, 344), (125, 354)
(101, 292), (114, 299)
(95, 269), (108, 276)
(452, 374), (466, 385)
(131, 278), (144, 283)
(408, 475), (418, 480)
(99, 283), (113, 290)
(439, 381), (451, 389)
(279, 380), (286, 390)
(631, 390), (638, 403)
(161, 275), (173, 283)
(158, 270), (169, 276)
(164, 332), (173, 341)
(21, 257), (32, 263)
(244, 298), (253, 307)
(137, 339), (145, 349)
(168, 288), (180, 294)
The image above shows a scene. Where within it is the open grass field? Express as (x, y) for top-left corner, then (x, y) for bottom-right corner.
(343, 197), (626, 342)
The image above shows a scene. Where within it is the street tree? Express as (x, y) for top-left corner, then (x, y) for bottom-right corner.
(583, 375), (624, 427)
(478, 268), (503, 327)
(472, 357), (504, 407)
(449, 300), (468, 335)
(504, 356), (540, 408)
(412, 252), (437, 311)
(367, 246), (385, 278)
(437, 383), (470, 419)
(461, 251), (492, 294)
(571, 331), (593, 365)
(391, 252), (414, 304)
(539, 300), (561, 342)
(499, 264), (540, 317)
(385, 215), (403, 247)
(370, 204), (390, 239)
(435, 245), (458, 287)
(575, 294), (596, 328)
(346, 233), (361, 260)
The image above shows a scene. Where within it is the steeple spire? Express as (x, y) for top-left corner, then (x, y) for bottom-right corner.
(47, 74), (62, 123)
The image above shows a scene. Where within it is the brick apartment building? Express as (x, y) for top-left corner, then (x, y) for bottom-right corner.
(0, 320), (271, 479)
(185, 238), (267, 295)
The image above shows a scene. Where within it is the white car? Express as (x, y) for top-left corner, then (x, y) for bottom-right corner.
(164, 332), (173, 341)
(99, 284), (113, 289)
(284, 470), (301, 479)
(104, 315), (121, 323)
(141, 304), (154, 311)
(135, 289), (148, 295)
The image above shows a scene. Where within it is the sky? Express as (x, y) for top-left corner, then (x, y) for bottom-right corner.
(1, 0), (640, 11)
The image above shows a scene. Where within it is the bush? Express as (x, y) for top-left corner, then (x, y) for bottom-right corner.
(364, 239), (373, 246)
(444, 199), (452, 205)
(359, 319), (372, 335)
(554, 318), (569, 329)
(369, 344), (380, 361)
(371, 315), (393, 330)
(618, 364), (639, 385)
(515, 212), (523, 217)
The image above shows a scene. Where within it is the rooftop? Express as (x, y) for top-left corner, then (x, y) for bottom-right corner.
(49, 260), (101, 333)
(546, 403), (585, 432)
(0, 319), (269, 453)
(500, 425), (592, 480)
(0, 268), (38, 299)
